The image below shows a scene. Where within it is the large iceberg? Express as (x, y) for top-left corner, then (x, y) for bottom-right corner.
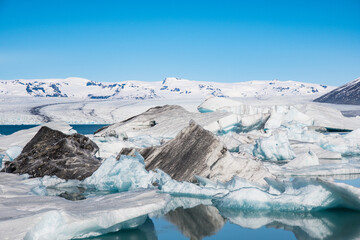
(214, 177), (360, 212)
(0, 173), (168, 240)
(321, 129), (360, 156)
(119, 121), (273, 184)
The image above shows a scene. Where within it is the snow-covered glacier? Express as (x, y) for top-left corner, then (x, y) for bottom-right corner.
(0, 77), (335, 99)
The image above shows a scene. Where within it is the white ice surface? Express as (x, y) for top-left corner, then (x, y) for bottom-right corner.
(214, 177), (360, 212)
(0, 173), (168, 240)
(253, 130), (296, 161)
(5, 146), (22, 161)
(284, 150), (319, 168)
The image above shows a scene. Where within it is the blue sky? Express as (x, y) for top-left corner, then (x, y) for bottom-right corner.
(0, 0), (359, 85)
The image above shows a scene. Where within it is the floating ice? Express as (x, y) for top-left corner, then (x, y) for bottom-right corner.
(321, 129), (360, 156)
(284, 150), (319, 168)
(84, 154), (154, 192)
(290, 141), (342, 159)
(197, 97), (244, 113)
(214, 177), (360, 212)
(0, 173), (168, 240)
(5, 145), (22, 161)
(253, 130), (296, 161)
(264, 106), (313, 131)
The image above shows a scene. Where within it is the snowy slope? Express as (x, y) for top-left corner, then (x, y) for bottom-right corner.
(0, 77), (335, 100)
(314, 77), (360, 105)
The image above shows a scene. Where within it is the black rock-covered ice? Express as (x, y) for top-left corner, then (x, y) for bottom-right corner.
(119, 121), (272, 183)
(3, 126), (101, 180)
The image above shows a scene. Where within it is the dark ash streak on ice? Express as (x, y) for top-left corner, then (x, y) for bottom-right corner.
(29, 103), (55, 123)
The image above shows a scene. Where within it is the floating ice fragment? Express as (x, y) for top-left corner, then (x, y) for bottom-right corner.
(5, 145), (22, 161)
(253, 130), (296, 161)
(214, 177), (360, 212)
(84, 153), (154, 192)
(285, 150), (319, 168)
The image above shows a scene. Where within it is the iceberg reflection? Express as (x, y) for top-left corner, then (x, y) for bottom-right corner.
(220, 208), (360, 240)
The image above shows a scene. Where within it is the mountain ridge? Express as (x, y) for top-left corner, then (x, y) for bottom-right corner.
(0, 77), (335, 100)
(313, 77), (360, 105)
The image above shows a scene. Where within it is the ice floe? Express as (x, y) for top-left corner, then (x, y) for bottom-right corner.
(0, 173), (168, 240)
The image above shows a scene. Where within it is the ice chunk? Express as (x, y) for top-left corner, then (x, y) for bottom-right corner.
(5, 146), (22, 161)
(266, 161), (360, 177)
(253, 130), (296, 161)
(197, 97), (243, 113)
(84, 154), (154, 192)
(90, 136), (129, 159)
(95, 105), (230, 139)
(0, 173), (168, 240)
(154, 169), (229, 198)
(290, 141), (342, 159)
(321, 129), (360, 156)
(265, 106), (313, 131)
(284, 150), (319, 168)
(214, 178), (360, 212)
(299, 103), (360, 130)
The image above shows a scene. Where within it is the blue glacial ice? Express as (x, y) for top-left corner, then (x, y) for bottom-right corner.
(252, 130), (296, 161)
(5, 145), (23, 161)
(81, 153), (360, 212)
(321, 129), (360, 156)
(83, 153), (155, 192)
(0, 172), (168, 240)
(213, 177), (360, 212)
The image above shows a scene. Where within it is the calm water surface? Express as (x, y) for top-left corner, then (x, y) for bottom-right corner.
(0, 124), (109, 135)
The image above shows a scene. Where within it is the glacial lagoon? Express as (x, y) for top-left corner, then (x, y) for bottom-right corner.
(2, 124), (360, 239)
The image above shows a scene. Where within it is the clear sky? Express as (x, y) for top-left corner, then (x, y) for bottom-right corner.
(0, 0), (359, 85)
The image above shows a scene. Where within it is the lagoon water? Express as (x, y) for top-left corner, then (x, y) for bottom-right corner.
(0, 124), (109, 135)
(2, 124), (360, 239)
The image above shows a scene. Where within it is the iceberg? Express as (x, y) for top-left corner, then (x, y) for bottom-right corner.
(84, 154), (154, 192)
(3, 126), (101, 180)
(197, 97), (244, 113)
(264, 106), (313, 131)
(119, 121), (273, 184)
(253, 130), (296, 161)
(214, 177), (360, 212)
(0, 172), (168, 240)
(290, 141), (342, 159)
(284, 150), (319, 168)
(321, 129), (360, 156)
(95, 105), (230, 139)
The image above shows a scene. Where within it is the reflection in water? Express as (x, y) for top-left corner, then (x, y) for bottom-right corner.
(165, 205), (225, 240)
(220, 208), (360, 240)
(83, 217), (157, 240)
(82, 200), (360, 240)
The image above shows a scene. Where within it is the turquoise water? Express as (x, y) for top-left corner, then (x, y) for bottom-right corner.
(0, 124), (109, 135)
